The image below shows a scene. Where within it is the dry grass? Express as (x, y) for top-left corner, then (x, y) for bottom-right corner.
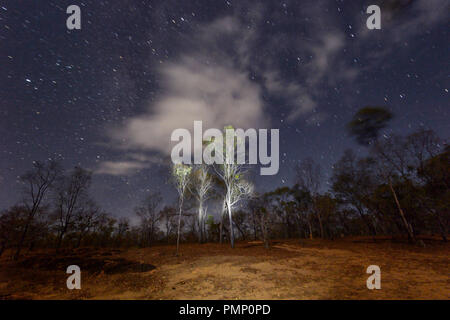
(0, 237), (448, 299)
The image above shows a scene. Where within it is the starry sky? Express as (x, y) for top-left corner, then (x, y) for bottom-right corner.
(0, 0), (448, 219)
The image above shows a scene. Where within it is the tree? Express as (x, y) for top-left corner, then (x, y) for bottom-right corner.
(347, 106), (393, 146)
(331, 150), (378, 237)
(160, 206), (177, 243)
(314, 193), (338, 239)
(172, 163), (192, 255)
(54, 167), (92, 250)
(135, 191), (163, 247)
(115, 217), (130, 247)
(73, 200), (101, 248)
(210, 126), (253, 248)
(248, 195), (271, 248)
(0, 206), (27, 256)
(14, 160), (61, 260)
(417, 145), (449, 241)
(291, 186), (314, 239)
(372, 135), (417, 242)
(264, 187), (297, 239)
(347, 107), (418, 243)
(189, 164), (213, 243)
(296, 158), (324, 237)
(233, 209), (250, 240)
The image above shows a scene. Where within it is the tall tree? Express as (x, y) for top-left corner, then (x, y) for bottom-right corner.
(211, 126), (253, 248)
(372, 135), (416, 241)
(135, 191), (163, 247)
(160, 206), (177, 243)
(417, 145), (449, 241)
(347, 107), (417, 243)
(296, 158), (323, 237)
(14, 160), (61, 260)
(54, 167), (92, 250)
(331, 150), (378, 237)
(189, 164), (213, 243)
(172, 163), (192, 255)
(73, 200), (101, 248)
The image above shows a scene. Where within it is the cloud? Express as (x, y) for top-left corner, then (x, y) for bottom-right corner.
(308, 32), (346, 85)
(305, 112), (329, 127)
(260, 29), (352, 121)
(263, 70), (317, 120)
(95, 153), (163, 176)
(95, 161), (149, 176)
(109, 56), (266, 154)
(381, 0), (448, 42)
(358, 0), (449, 64)
(104, 5), (358, 165)
(101, 0), (449, 173)
(107, 15), (268, 159)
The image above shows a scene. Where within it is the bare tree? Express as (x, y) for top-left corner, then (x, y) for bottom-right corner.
(189, 164), (213, 243)
(219, 197), (227, 244)
(347, 107), (417, 243)
(406, 130), (447, 241)
(74, 200), (101, 248)
(14, 160), (61, 260)
(172, 163), (192, 255)
(54, 167), (92, 250)
(225, 179), (253, 248)
(296, 158), (324, 238)
(211, 126), (253, 248)
(249, 196), (271, 248)
(135, 191), (163, 247)
(373, 137), (417, 242)
(160, 206), (177, 243)
(0, 206), (27, 256)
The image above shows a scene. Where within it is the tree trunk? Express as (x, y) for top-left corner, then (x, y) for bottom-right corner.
(307, 220), (313, 239)
(356, 206), (376, 237)
(56, 230), (64, 251)
(426, 207), (447, 242)
(219, 200), (226, 244)
(388, 180), (416, 243)
(198, 203), (203, 243)
(0, 241), (5, 257)
(235, 222), (246, 240)
(317, 213), (324, 238)
(434, 212), (447, 242)
(251, 210), (258, 240)
(176, 198), (184, 256)
(76, 233), (83, 248)
(14, 215), (32, 260)
(260, 214), (269, 249)
(219, 216), (223, 244)
(28, 240), (35, 252)
(227, 201), (235, 248)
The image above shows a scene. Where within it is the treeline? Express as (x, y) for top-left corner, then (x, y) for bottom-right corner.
(239, 129), (449, 246)
(0, 129), (448, 258)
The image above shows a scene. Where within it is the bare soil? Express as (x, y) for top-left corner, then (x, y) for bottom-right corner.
(0, 237), (448, 299)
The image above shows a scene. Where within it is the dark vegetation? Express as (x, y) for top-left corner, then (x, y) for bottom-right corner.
(0, 108), (448, 260)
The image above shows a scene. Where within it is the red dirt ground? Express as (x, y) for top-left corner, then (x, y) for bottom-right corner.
(0, 237), (449, 299)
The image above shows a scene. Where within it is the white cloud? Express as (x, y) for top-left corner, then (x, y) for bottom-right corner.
(101, 1), (449, 174)
(95, 161), (149, 176)
(106, 15), (269, 161)
(95, 153), (164, 176)
(109, 57), (267, 155)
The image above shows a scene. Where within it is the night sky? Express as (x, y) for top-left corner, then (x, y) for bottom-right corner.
(1, 0), (448, 220)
